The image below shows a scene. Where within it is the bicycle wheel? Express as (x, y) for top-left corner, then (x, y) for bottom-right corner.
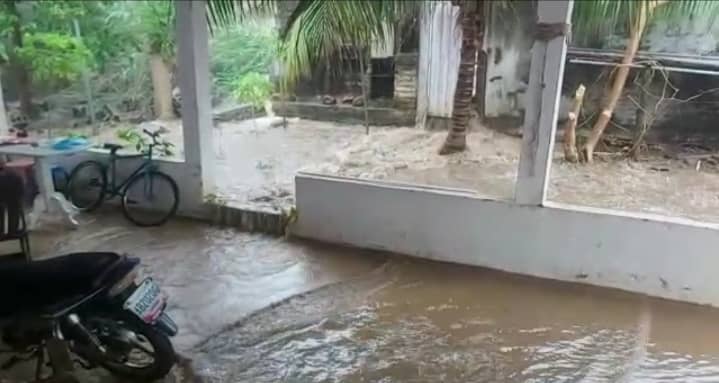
(66, 161), (107, 211)
(121, 171), (179, 227)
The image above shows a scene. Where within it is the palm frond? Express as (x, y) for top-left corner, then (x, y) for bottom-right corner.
(206, 0), (275, 33)
(279, 0), (420, 89)
(573, 0), (719, 46)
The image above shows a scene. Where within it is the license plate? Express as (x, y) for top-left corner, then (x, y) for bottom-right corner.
(123, 279), (166, 323)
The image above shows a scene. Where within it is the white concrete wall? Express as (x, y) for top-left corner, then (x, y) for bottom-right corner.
(484, 1), (535, 118)
(292, 173), (719, 307)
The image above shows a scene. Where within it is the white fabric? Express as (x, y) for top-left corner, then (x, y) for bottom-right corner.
(416, 1), (462, 127)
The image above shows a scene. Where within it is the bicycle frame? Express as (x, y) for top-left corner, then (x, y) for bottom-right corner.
(104, 145), (157, 199)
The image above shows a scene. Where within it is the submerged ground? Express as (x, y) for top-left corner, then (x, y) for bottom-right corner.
(2, 214), (719, 382)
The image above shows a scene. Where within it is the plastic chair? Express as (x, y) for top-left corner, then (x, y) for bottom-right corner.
(0, 169), (30, 261)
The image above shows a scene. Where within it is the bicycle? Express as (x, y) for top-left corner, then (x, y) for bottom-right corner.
(65, 129), (179, 227)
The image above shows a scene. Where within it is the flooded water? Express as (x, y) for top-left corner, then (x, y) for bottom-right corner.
(191, 257), (719, 382)
(8, 214), (719, 382)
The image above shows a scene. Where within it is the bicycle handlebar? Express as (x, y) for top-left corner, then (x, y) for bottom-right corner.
(143, 129), (161, 145)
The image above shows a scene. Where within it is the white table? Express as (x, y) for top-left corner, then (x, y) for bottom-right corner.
(0, 144), (89, 228)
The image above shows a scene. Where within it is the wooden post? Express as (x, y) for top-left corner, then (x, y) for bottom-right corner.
(563, 84), (585, 163)
(514, 0), (573, 205)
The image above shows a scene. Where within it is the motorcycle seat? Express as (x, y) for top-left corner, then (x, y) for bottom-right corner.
(0, 252), (122, 317)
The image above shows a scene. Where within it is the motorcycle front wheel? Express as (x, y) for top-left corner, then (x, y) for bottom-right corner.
(77, 315), (176, 382)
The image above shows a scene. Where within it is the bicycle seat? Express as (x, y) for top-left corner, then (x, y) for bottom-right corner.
(103, 143), (124, 154)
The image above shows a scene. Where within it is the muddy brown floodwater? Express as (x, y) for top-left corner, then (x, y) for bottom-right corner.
(4, 214), (719, 382)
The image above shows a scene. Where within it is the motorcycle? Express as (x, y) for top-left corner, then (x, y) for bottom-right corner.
(0, 252), (178, 382)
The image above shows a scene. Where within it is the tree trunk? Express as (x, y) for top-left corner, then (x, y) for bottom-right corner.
(150, 54), (175, 120)
(439, 0), (478, 155)
(563, 84), (586, 163)
(582, 2), (652, 162)
(474, 1), (487, 119)
(7, 0), (32, 117)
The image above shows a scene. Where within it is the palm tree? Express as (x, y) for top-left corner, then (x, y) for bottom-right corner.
(439, 0), (479, 155)
(279, 0), (495, 155)
(278, 1), (418, 91)
(208, 0), (485, 155)
(574, 0), (719, 162)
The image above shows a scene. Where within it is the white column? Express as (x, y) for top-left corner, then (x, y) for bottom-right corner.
(175, 0), (215, 197)
(514, 0), (573, 205)
(0, 76), (9, 135)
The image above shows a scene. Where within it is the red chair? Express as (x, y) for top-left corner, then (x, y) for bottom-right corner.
(3, 158), (37, 206)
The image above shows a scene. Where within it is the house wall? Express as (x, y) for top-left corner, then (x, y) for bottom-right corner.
(484, 1), (535, 119)
(485, 4), (719, 143)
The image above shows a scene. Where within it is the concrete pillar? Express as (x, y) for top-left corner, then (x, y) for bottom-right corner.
(175, 0), (214, 200)
(515, 0), (573, 205)
(0, 76), (8, 135)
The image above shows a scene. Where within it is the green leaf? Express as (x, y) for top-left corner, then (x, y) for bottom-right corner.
(279, 0), (420, 89)
(16, 32), (92, 83)
(231, 72), (272, 108)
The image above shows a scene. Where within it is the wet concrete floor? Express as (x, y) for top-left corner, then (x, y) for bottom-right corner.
(3, 214), (719, 382)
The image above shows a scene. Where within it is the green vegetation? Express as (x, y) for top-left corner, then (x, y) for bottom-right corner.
(117, 127), (174, 156)
(231, 72), (273, 110)
(0, 0), (277, 123)
(17, 32), (92, 84)
(211, 22), (278, 97)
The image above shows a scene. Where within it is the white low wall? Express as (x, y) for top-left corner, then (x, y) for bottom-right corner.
(292, 172), (719, 307)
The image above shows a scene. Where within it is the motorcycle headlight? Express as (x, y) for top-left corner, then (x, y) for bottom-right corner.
(108, 266), (142, 297)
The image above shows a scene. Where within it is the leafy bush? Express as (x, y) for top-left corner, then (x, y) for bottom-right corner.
(116, 127), (174, 156)
(210, 21), (278, 96)
(132, 0), (175, 58)
(231, 72), (273, 109)
(17, 32), (92, 83)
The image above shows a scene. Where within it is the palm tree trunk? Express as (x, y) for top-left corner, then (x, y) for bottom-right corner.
(439, 0), (478, 155)
(582, 2), (651, 162)
(150, 54), (175, 120)
(475, 1), (487, 119)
